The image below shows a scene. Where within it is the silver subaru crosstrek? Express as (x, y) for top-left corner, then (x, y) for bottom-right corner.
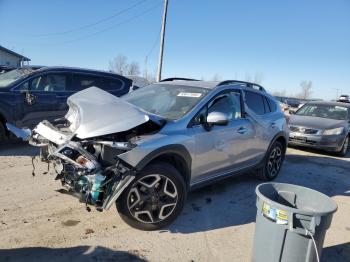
(22, 79), (288, 230)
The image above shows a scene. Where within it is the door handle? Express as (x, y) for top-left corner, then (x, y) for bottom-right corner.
(237, 127), (248, 134)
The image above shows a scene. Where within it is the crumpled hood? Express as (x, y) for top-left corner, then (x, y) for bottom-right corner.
(289, 114), (347, 130)
(67, 87), (161, 139)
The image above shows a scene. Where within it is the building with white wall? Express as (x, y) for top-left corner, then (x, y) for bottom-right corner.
(0, 45), (30, 67)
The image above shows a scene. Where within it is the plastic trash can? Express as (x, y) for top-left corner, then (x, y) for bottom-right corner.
(252, 183), (337, 262)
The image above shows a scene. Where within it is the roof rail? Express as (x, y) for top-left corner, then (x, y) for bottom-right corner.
(160, 77), (200, 82)
(217, 80), (266, 92)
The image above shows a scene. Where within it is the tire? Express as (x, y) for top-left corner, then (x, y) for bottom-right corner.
(116, 162), (187, 231)
(0, 122), (7, 142)
(337, 136), (349, 157)
(255, 140), (285, 180)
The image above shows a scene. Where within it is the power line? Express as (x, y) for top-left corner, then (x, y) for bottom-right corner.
(59, 2), (162, 45)
(29, 0), (148, 37)
(146, 27), (161, 58)
(5, 2), (162, 47)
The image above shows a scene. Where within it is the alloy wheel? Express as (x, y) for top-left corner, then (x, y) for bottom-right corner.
(267, 146), (282, 177)
(127, 174), (178, 224)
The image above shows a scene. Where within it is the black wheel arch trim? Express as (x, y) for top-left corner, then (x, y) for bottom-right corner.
(135, 144), (192, 187)
(258, 132), (287, 167)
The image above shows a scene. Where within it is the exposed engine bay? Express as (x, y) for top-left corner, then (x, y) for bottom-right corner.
(26, 87), (164, 212)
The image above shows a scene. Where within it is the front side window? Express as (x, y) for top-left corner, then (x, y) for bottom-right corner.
(192, 91), (242, 125)
(208, 92), (242, 120)
(30, 74), (66, 92)
(123, 84), (209, 120)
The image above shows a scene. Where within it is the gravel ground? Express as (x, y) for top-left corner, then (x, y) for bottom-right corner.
(0, 142), (349, 262)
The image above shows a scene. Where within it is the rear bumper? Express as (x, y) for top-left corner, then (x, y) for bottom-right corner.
(288, 132), (345, 152)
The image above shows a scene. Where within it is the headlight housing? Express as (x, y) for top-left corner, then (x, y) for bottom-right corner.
(323, 127), (344, 136)
(65, 105), (80, 132)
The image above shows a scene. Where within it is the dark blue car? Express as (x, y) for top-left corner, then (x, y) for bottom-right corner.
(0, 66), (132, 140)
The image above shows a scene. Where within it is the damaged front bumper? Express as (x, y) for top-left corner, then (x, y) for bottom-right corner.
(12, 120), (136, 211)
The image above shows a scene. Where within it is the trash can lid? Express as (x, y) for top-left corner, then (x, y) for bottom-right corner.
(256, 183), (338, 216)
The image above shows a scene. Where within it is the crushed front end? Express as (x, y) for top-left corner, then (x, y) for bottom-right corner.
(30, 120), (137, 211)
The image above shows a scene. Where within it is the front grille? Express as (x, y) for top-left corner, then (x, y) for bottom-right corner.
(289, 126), (319, 135)
(289, 137), (317, 145)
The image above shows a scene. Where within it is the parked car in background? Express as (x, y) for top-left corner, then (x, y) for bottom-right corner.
(0, 65), (15, 74)
(126, 75), (151, 91)
(337, 95), (350, 103)
(25, 79), (288, 230)
(0, 66), (132, 140)
(288, 101), (350, 156)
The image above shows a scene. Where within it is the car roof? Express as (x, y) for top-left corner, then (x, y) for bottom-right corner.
(159, 80), (221, 89)
(306, 101), (350, 108)
(34, 66), (127, 79)
(157, 79), (266, 92)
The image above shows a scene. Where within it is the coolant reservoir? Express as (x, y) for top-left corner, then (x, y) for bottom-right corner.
(91, 173), (105, 203)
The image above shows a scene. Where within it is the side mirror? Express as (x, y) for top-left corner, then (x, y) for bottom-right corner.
(206, 112), (229, 126)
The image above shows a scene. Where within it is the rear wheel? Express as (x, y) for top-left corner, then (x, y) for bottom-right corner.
(337, 136), (349, 157)
(255, 140), (285, 180)
(116, 162), (186, 230)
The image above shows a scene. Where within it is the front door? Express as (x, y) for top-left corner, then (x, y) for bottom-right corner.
(191, 91), (256, 183)
(17, 73), (69, 128)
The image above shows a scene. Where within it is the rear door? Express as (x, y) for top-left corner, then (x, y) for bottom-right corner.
(244, 91), (278, 160)
(69, 73), (128, 97)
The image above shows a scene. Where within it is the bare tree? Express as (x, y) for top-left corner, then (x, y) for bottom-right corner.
(212, 73), (222, 81)
(272, 90), (287, 97)
(298, 80), (313, 99)
(245, 72), (264, 84)
(127, 61), (141, 75)
(109, 55), (128, 75)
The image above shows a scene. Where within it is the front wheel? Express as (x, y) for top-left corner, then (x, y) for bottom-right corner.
(116, 162), (187, 230)
(255, 140), (285, 180)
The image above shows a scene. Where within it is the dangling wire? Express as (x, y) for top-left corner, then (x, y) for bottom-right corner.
(306, 229), (320, 262)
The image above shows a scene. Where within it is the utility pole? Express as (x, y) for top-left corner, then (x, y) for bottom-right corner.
(332, 88), (341, 100)
(156, 0), (169, 82)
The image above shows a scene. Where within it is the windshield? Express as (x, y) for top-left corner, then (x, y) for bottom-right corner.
(296, 104), (349, 120)
(123, 84), (210, 119)
(0, 68), (34, 88)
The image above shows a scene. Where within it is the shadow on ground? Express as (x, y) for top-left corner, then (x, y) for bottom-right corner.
(0, 140), (38, 157)
(323, 242), (350, 262)
(0, 246), (147, 262)
(168, 150), (350, 234)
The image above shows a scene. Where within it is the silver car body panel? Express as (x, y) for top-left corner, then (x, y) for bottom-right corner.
(117, 85), (287, 184)
(28, 83), (288, 190)
(67, 87), (152, 139)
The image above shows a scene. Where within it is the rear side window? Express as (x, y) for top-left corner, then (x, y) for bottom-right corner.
(267, 97), (277, 112)
(263, 96), (271, 113)
(245, 91), (265, 115)
(69, 74), (100, 91)
(99, 77), (123, 91)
